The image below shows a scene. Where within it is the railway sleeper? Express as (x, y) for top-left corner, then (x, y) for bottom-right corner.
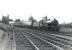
(23, 32), (72, 50)
(34, 32), (72, 46)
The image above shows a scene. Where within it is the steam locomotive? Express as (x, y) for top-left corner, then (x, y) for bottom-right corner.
(13, 19), (60, 32)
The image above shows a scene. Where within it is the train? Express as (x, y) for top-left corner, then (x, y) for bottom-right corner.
(13, 19), (60, 32)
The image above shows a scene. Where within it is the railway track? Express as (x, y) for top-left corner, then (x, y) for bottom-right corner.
(14, 30), (38, 50)
(11, 27), (72, 50)
(13, 28), (56, 50)
(22, 27), (72, 37)
(25, 28), (72, 41)
(23, 28), (72, 41)
(29, 28), (72, 37)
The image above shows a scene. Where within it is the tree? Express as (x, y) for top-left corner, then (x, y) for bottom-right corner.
(29, 16), (34, 21)
(2, 15), (9, 24)
(14, 19), (20, 22)
(42, 16), (47, 21)
(28, 16), (37, 28)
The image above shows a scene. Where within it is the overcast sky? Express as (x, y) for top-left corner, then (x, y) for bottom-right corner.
(0, 0), (72, 23)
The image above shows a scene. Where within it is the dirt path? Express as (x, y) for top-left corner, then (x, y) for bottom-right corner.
(0, 30), (16, 50)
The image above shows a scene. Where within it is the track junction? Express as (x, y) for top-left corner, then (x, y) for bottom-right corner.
(8, 27), (72, 50)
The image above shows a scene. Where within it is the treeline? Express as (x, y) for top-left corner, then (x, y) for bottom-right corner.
(60, 23), (72, 28)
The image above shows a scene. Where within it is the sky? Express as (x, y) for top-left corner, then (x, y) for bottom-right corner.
(0, 0), (72, 23)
